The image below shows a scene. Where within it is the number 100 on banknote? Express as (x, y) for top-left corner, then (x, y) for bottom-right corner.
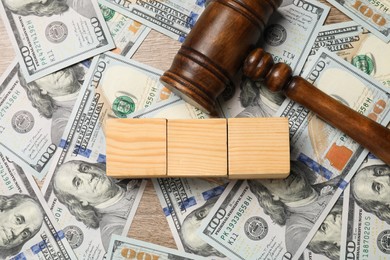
(99, 0), (206, 41)
(0, 0), (115, 82)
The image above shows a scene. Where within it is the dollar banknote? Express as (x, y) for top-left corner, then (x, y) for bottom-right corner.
(199, 49), (390, 260)
(98, 0), (205, 41)
(301, 192), (345, 260)
(106, 234), (205, 260)
(100, 4), (151, 58)
(131, 96), (209, 119)
(0, 0), (115, 83)
(278, 48), (390, 181)
(48, 52), (171, 166)
(219, 0), (330, 118)
(310, 21), (390, 88)
(38, 52), (180, 258)
(340, 155), (390, 259)
(153, 178), (228, 259)
(93, 52), (173, 123)
(0, 153), (77, 260)
(198, 166), (345, 260)
(276, 49), (390, 257)
(41, 148), (147, 259)
(0, 60), (89, 180)
(326, 0), (390, 42)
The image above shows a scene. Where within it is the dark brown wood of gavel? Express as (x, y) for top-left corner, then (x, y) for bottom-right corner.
(160, 0), (390, 165)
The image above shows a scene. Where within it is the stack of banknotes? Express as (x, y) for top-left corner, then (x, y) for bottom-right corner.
(0, 0), (389, 259)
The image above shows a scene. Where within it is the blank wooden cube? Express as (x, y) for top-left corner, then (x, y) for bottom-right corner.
(228, 118), (290, 179)
(167, 119), (227, 178)
(106, 118), (167, 178)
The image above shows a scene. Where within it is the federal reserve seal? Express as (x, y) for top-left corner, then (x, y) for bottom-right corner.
(264, 24), (287, 46)
(244, 216), (268, 240)
(64, 225), (84, 249)
(377, 230), (390, 254)
(12, 110), (34, 133)
(46, 22), (68, 43)
(112, 96), (136, 118)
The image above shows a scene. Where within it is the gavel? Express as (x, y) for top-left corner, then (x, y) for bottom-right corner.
(160, 0), (390, 165)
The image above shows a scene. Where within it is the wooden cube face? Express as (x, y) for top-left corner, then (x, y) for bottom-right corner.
(228, 118), (290, 179)
(167, 119), (227, 177)
(106, 118), (167, 178)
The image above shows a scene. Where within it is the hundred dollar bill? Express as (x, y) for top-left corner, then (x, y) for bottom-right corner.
(0, 60), (89, 180)
(131, 96), (209, 119)
(340, 155), (390, 260)
(41, 146), (147, 259)
(199, 49), (390, 260)
(278, 48), (390, 183)
(301, 192), (345, 260)
(152, 178), (228, 258)
(219, 0), (329, 118)
(98, 0), (205, 42)
(0, 153), (76, 260)
(54, 52), (171, 166)
(38, 52), (175, 258)
(0, 0), (115, 83)
(198, 160), (347, 260)
(100, 4), (151, 58)
(96, 53), (174, 123)
(273, 48), (389, 257)
(106, 234), (204, 260)
(326, 0), (390, 42)
(310, 21), (390, 88)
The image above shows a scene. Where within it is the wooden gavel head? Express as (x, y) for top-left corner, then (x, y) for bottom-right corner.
(160, 0), (282, 114)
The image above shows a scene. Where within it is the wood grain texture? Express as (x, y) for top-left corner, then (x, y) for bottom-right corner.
(228, 118), (290, 179)
(106, 118), (167, 178)
(132, 30), (182, 72)
(127, 180), (176, 248)
(167, 119), (227, 177)
(319, 0), (352, 25)
(0, 2), (351, 251)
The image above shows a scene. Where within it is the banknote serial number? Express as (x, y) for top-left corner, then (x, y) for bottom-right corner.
(347, 210), (373, 259)
(220, 196), (253, 246)
(361, 216), (372, 259)
(367, 0), (389, 13)
(225, 197), (252, 234)
(205, 194), (253, 246)
(357, 97), (373, 115)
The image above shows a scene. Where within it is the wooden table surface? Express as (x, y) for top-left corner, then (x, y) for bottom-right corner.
(0, 1), (349, 250)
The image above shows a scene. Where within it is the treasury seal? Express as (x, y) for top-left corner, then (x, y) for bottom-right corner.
(12, 110), (34, 133)
(377, 230), (390, 254)
(64, 225), (84, 249)
(264, 24), (287, 46)
(100, 5), (115, 21)
(244, 216), (268, 240)
(352, 54), (375, 75)
(46, 22), (68, 43)
(112, 96), (136, 118)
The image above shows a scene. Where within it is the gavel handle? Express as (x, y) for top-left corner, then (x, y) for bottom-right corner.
(244, 48), (390, 165)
